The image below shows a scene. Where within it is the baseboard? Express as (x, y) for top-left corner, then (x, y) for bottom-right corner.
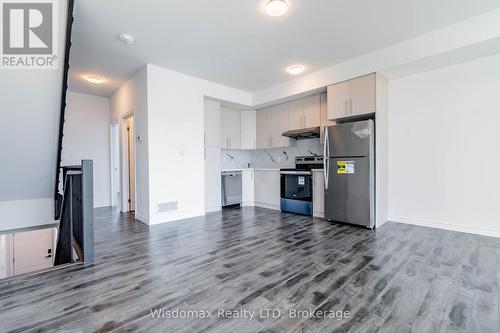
(313, 211), (324, 218)
(254, 202), (280, 211)
(135, 214), (149, 225)
(389, 216), (500, 238)
(205, 206), (222, 213)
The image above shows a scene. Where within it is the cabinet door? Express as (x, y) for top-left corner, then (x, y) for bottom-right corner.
(228, 109), (241, 149)
(313, 171), (325, 216)
(256, 109), (272, 149)
(241, 169), (254, 205)
(241, 110), (256, 149)
(271, 103), (290, 148)
(204, 99), (221, 148)
(350, 73), (376, 116)
(267, 171), (281, 207)
(220, 107), (231, 148)
(320, 93), (336, 144)
(303, 94), (321, 128)
(254, 171), (266, 203)
(327, 80), (350, 120)
(288, 99), (303, 130)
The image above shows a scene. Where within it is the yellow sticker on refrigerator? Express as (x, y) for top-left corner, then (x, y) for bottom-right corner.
(337, 161), (355, 174)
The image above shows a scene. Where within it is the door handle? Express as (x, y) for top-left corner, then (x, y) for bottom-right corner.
(324, 127), (329, 190)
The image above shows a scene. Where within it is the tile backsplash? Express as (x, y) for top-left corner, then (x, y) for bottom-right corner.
(221, 139), (323, 170)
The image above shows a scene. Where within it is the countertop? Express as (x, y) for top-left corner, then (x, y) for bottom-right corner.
(221, 168), (323, 172)
(221, 168), (280, 172)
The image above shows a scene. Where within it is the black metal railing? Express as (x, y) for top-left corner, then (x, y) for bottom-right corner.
(54, 160), (94, 265)
(54, 0), (75, 219)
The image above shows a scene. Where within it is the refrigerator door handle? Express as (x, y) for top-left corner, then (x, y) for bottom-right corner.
(324, 127), (329, 190)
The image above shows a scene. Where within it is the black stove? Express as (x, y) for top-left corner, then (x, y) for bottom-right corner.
(280, 156), (323, 216)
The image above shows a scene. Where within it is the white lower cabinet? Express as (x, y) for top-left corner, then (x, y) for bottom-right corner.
(254, 170), (280, 210)
(313, 170), (325, 218)
(241, 169), (254, 206)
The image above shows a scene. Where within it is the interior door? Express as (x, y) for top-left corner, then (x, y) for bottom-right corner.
(325, 157), (372, 227)
(127, 116), (136, 212)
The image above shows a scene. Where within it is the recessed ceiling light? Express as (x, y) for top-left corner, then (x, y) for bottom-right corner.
(83, 75), (106, 84)
(264, 0), (289, 17)
(286, 65), (306, 75)
(117, 32), (134, 44)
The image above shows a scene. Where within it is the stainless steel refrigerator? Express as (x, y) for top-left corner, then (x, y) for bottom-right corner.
(323, 119), (375, 228)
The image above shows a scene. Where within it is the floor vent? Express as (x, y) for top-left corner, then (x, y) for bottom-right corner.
(158, 201), (178, 212)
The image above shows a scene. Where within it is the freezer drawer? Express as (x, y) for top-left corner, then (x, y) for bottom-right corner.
(324, 157), (374, 228)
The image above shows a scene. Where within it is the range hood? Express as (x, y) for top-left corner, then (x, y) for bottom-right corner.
(282, 127), (321, 140)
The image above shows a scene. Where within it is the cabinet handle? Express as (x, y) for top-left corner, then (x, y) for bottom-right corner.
(229, 138), (231, 149)
(345, 101), (348, 115)
(254, 139), (256, 149)
(349, 99), (353, 115)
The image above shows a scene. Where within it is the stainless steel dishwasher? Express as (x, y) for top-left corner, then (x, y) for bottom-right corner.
(221, 171), (242, 207)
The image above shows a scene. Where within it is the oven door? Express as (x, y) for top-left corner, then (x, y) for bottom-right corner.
(280, 171), (313, 215)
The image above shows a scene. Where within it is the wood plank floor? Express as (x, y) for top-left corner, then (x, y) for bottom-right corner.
(1, 207), (499, 333)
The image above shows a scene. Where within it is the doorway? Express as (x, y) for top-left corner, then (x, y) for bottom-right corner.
(110, 122), (121, 207)
(120, 115), (136, 213)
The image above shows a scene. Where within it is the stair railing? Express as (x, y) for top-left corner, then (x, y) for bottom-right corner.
(54, 160), (94, 265)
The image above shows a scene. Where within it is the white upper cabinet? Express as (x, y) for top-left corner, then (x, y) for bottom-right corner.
(327, 80), (351, 120)
(220, 106), (241, 149)
(320, 92), (335, 144)
(271, 103), (290, 148)
(303, 94), (321, 128)
(288, 99), (303, 130)
(288, 94), (321, 130)
(327, 73), (376, 120)
(256, 107), (272, 149)
(350, 74), (376, 117)
(240, 110), (256, 149)
(256, 103), (291, 149)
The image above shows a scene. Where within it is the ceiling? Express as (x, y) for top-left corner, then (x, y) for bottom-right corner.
(69, 0), (500, 97)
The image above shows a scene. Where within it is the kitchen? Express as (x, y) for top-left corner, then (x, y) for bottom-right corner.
(205, 73), (387, 228)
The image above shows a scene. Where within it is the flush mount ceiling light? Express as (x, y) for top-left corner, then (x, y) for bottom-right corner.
(264, 0), (289, 17)
(286, 64), (306, 75)
(117, 32), (134, 44)
(83, 75), (106, 84)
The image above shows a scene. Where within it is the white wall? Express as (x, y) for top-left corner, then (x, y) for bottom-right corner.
(0, 1), (69, 231)
(146, 64), (252, 224)
(63, 91), (111, 207)
(110, 67), (150, 222)
(388, 54), (500, 237)
(252, 8), (500, 106)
